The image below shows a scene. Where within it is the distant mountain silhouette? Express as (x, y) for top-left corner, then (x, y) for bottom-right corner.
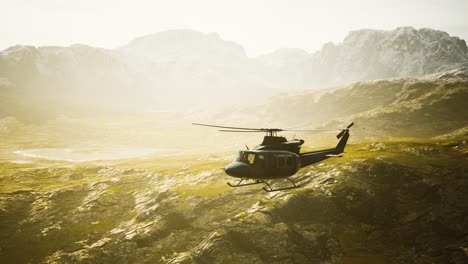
(1, 28), (467, 120)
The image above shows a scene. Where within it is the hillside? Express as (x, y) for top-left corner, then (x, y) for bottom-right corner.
(221, 71), (468, 141)
(0, 127), (466, 264)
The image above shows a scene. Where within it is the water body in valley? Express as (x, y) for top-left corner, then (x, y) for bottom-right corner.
(13, 148), (167, 162)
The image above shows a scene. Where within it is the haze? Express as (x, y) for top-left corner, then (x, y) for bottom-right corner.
(2, 0), (468, 56)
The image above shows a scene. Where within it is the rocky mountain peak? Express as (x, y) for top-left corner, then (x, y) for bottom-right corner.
(301, 27), (468, 87)
(120, 29), (247, 63)
(342, 28), (387, 46)
(0, 45), (38, 62)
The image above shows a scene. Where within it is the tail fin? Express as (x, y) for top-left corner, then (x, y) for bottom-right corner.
(335, 122), (353, 153)
(336, 131), (349, 153)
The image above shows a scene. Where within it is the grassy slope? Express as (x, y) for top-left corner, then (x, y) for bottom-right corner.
(323, 79), (468, 139)
(0, 133), (467, 263)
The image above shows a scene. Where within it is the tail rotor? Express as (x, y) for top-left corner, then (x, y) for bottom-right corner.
(336, 122), (354, 139)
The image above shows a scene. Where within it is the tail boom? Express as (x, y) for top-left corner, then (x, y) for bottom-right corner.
(300, 123), (352, 168)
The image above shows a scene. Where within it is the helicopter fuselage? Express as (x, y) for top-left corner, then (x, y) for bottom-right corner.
(224, 150), (301, 179)
(224, 130), (350, 181)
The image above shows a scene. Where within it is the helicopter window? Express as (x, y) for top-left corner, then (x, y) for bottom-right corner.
(247, 153), (255, 164)
(276, 156), (293, 168)
(254, 154), (265, 167)
(236, 152), (249, 163)
(234, 152), (241, 162)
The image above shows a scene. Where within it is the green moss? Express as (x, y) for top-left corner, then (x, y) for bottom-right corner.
(335, 225), (369, 250)
(259, 198), (277, 207)
(175, 181), (232, 198)
(291, 187), (316, 194)
(236, 211), (247, 218)
(338, 254), (389, 264)
(79, 219), (116, 231)
(127, 209), (139, 219)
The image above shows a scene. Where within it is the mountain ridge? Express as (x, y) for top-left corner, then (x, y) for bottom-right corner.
(1, 27), (467, 120)
(216, 70), (468, 142)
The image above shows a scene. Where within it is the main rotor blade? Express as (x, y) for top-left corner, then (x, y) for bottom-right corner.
(219, 129), (265, 133)
(285, 129), (341, 132)
(192, 123), (263, 131)
(287, 123), (355, 132)
(284, 121), (317, 130)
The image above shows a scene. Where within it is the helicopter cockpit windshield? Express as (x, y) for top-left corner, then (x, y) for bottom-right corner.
(234, 151), (265, 167)
(234, 151), (254, 164)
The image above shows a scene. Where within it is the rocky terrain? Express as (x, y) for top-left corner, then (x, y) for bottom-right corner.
(0, 126), (467, 264)
(1, 27), (467, 121)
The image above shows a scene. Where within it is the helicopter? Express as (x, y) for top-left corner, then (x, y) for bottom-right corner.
(192, 122), (354, 192)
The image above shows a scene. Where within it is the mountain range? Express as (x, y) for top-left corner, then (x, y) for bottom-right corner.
(1, 27), (467, 120)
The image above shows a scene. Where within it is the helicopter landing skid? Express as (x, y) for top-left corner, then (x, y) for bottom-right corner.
(227, 179), (265, 187)
(262, 178), (300, 192)
(227, 178), (300, 192)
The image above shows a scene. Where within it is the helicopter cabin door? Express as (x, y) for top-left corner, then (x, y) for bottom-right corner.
(269, 154), (297, 178)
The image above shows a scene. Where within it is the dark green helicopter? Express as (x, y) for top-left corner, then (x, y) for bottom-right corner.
(193, 122), (354, 192)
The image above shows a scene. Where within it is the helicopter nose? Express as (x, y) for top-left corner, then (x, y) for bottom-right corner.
(224, 162), (251, 178)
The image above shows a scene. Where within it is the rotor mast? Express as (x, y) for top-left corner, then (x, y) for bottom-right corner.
(265, 129), (281, 137)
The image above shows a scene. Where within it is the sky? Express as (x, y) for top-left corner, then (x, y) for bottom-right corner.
(1, 0), (467, 56)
